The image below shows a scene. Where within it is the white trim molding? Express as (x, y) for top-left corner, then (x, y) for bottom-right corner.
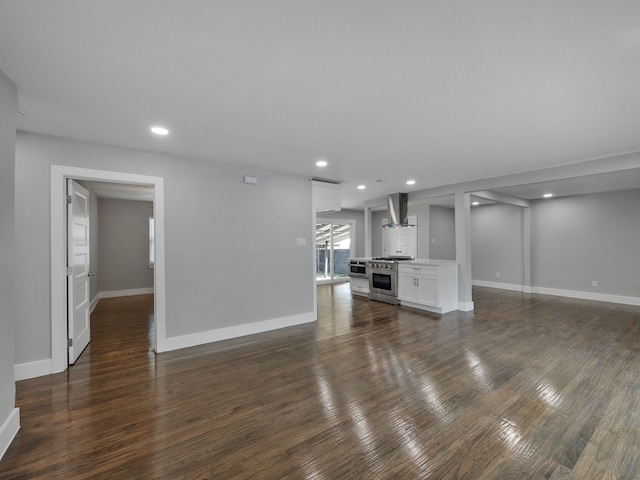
(531, 286), (640, 307)
(0, 408), (20, 461)
(472, 280), (640, 307)
(472, 280), (526, 292)
(100, 287), (154, 299)
(14, 359), (52, 381)
(90, 293), (101, 313)
(51, 165), (165, 373)
(163, 312), (316, 352)
(457, 301), (474, 312)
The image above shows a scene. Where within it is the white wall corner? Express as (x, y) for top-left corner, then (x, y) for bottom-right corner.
(161, 311), (316, 353)
(14, 359), (52, 381)
(99, 287), (154, 299)
(0, 407), (20, 461)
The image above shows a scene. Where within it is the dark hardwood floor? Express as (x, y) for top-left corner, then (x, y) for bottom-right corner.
(3, 285), (640, 479)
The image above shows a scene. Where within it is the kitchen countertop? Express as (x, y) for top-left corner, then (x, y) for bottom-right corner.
(349, 257), (457, 266)
(400, 258), (457, 266)
(350, 257), (457, 266)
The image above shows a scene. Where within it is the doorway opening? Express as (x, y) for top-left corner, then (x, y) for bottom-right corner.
(51, 165), (166, 374)
(315, 220), (354, 284)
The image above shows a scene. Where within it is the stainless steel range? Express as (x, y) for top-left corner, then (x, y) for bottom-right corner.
(368, 256), (413, 304)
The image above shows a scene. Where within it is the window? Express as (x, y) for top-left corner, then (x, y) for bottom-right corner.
(149, 216), (155, 268)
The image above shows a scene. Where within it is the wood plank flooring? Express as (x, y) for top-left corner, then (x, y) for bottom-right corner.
(3, 286), (640, 479)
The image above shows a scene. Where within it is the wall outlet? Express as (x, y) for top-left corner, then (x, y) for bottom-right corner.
(431, 238), (435, 244)
(243, 175), (258, 185)
(496, 272), (501, 278)
(592, 280), (598, 287)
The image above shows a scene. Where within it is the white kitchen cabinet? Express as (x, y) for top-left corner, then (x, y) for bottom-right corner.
(398, 261), (458, 314)
(382, 220), (417, 257)
(349, 277), (369, 296)
(312, 180), (341, 213)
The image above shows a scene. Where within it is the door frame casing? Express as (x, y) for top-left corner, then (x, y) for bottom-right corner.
(51, 165), (166, 374)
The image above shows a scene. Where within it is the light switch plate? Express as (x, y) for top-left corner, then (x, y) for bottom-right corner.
(297, 237), (306, 246)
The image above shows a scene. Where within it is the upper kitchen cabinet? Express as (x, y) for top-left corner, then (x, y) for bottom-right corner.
(312, 180), (341, 213)
(383, 216), (417, 257)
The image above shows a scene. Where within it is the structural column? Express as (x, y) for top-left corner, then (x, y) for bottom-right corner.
(523, 207), (532, 293)
(454, 191), (474, 311)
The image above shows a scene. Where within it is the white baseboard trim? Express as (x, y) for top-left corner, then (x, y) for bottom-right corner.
(457, 301), (474, 312)
(15, 359), (52, 381)
(100, 287), (154, 299)
(472, 280), (640, 307)
(0, 408), (20, 461)
(161, 311), (316, 353)
(531, 286), (640, 307)
(90, 293), (101, 313)
(472, 279), (526, 292)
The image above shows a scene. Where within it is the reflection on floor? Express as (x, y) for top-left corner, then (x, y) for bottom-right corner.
(5, 286), (640, 479)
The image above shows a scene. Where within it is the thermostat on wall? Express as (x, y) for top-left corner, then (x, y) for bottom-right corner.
(243, 175), (258, 185)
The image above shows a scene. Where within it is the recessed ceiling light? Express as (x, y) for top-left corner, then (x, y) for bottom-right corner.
(472, 201), (480, 206)
(406, 180), (416, 185)
(150, 126), (169, 135)
(315, 159), (328, 167)
(543, 193), (553, 198)
(357, 185), (366, 190)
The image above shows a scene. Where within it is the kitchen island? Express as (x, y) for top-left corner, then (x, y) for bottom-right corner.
(397, 259), (458, 314)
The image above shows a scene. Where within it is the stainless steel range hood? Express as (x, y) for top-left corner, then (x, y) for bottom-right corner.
(384, 193), (415, 228)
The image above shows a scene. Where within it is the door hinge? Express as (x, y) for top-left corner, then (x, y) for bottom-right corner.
(67, 195), (72, 204)
(66, 266), (72, 276)
(68, 338), (73, 347)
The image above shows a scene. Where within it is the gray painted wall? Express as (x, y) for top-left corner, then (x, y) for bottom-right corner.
(471, 203), (524, 285)
(531, 189), (640, 296)
(14, 132), (314, 364)
(317, 209), (365, 258)
(370, 210), (387, 257)
(429, 206), (456, 260)
(0, 68), (17, 444)
(408, 203), (429, 259)
(88, 189), (99, 300)
(98, 198), (154, 293)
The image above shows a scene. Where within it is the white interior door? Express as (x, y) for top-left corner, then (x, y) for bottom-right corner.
(67, 179), (91, 364)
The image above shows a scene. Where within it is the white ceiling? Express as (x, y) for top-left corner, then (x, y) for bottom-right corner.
(2, 1), (640, 209)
